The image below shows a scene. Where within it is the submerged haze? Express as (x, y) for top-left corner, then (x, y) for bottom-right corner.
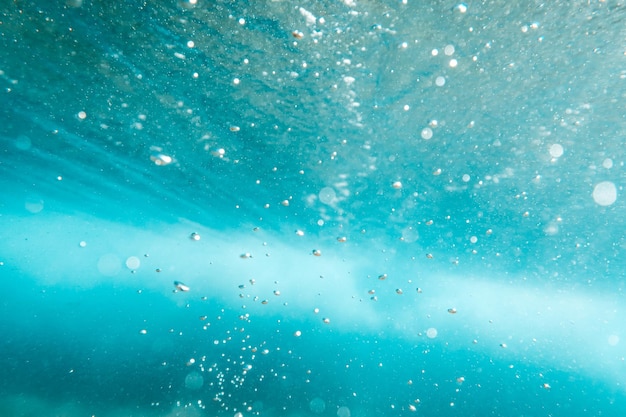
(1, 1), (626, 416)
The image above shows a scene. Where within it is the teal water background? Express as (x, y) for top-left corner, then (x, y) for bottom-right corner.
(2, 1), (626, 416)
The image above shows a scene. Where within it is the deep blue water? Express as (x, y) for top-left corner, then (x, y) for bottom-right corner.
(2, 1), (626, 416)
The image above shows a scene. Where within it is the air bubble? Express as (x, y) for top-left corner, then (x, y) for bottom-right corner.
(421, 127), (433, 140)
(453, 3), (468, 13)
(592, 181), (617, 206)
(549, 144), (564, 158)
(125, 256), (141, 270)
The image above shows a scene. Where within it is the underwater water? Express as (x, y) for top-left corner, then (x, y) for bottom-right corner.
(2, 0), (626, 416)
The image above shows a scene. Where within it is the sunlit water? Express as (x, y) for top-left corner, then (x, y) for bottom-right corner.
(2, 1), (626, 416)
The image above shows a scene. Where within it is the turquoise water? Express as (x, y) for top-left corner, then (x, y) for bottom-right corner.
(2, 1), (626, 416)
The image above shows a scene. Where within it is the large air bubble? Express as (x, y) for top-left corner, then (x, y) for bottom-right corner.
(592, 181), (617, 206)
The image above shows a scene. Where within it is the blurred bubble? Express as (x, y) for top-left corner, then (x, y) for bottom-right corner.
(24, 197), (44, 214)
(401, 226), (419, 243)
(125, 256), (141, 270)
(185, 371), (204, 390)
(15, 135), (32, 150)
(337, 406), (351, 417)
(426, 328), (437, 339)
(97, 254), (121, 276)
(309, 398), (326, 414)
(319, 187), (337, 204)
